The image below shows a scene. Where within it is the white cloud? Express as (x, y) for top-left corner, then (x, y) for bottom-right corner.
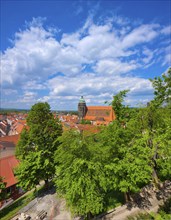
(37, 96), (50, 102)
(163, 45), (171, 66)
(142, 47), (154, 64)
(1, 16), (170, 109)
(61, 32), (80, 46)
(122, 24), (159, 48)
(94, 59), (138, 75)
(24, 80), (47, 90)
(161, 25), (171, 35)
(47, 74), (152, 99)
(23, 91), (37, 101)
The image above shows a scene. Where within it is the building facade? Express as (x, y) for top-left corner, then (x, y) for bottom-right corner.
(78, 96), (116, 125)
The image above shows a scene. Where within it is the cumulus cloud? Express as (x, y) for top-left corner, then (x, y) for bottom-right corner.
(47, 74), (153, 102)
(94, 59), (138, 75)
(1, 16), (170, 109)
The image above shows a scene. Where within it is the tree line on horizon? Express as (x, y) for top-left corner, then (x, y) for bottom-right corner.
(1, 68), (171, 219)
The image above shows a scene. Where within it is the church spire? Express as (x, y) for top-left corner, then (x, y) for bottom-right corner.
(78, 96), (87, 120)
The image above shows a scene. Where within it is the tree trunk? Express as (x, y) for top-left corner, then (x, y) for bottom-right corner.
(124, 191), (133, 203)
(124, 192), (129, 203)
(45, 179), (49, 188)
(152, 168), (159, 185)
(152, 143), (159, 186)
(87, 212), (93, 220)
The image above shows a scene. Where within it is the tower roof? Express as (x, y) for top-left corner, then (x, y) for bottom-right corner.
(79, 96), (86, 103)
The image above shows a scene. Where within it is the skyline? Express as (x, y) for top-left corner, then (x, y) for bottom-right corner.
(1, 0), (171, 110)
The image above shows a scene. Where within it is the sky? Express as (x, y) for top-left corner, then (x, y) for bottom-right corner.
(0, 0), (171, 110)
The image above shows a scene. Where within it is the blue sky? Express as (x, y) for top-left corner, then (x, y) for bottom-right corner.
(1, 0), (171, 110)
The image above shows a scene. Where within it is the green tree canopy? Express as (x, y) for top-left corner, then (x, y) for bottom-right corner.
(15, 102), (62, 190)
(54, 130), (112, 218)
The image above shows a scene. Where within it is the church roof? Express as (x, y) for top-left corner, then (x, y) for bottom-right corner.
(84, 106), (116, 122)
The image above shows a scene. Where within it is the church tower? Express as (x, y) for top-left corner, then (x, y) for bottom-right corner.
(78, 96), (87, 120)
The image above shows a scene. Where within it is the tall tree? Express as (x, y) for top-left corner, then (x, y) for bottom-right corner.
(54, 130), (111, 219)
(15, 102), (62, 190)
(143, 68), (171, 183)
(97, 119), (152, 202)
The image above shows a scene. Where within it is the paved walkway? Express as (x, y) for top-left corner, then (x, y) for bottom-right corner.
(11, 181), (171, 220)
(96, 181), (171, 220)
(96, 195), (163, 220)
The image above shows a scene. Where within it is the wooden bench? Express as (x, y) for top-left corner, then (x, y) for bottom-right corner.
(36, 210), (47, 220)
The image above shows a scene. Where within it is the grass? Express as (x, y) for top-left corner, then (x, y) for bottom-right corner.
(0, 185), (45, 220)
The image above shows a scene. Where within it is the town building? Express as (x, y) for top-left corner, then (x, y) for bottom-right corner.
(78, 96), (116, 125)
(0, 135), (22, 208)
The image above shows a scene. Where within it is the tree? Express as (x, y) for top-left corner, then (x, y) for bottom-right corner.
(111, 90), (130, 122)
(54, 73), (171, 218)
(150, 67), (171, 107)
(54, 130), (111, 219)
(15, 102), (62, 190)
(97, 119), (153, 202)
(140, 68), (171, 184)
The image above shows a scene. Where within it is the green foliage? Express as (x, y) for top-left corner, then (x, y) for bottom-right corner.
(54, 130), (119, 218)
(15, 102), (62, 190)
(80, 119), (91, 124)
(148, 68), (171, 180)
(15, 152), (42, 190)
(150, 67), (171, 107)
(111, 90), (130, 122)
(15, 128), (30, 160)
(0, 109), (28, 115)
(136, 103), (171, 183)
(0, 177), (7, 201)
(97, 120), (152, 194)
(54, 98), (170, 217)
(54, 73), (171, 217)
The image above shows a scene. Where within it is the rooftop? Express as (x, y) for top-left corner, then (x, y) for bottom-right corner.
(0, 155), (19, 188)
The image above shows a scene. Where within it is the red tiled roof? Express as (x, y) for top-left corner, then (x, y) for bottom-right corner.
(0, 155), (19, 188)
(16, 123), (24, 134)
(17, 120), (26, 124)
(84, 106), (116, 122)
(0, 135), (20, 146)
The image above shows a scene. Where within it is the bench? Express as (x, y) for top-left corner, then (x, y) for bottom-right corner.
(36, 210), (47, 220)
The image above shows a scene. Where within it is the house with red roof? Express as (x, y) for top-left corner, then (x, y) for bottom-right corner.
(0, 155), (19, 188)
(0, 135), (22, 208)
(0, 155), (21, 208)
